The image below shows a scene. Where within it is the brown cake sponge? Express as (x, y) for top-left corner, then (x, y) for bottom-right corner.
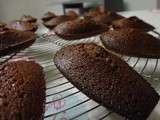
(100, 28), (160, 58)
(43, 15), (77, 30)
(41, 11), (57, 22)
(0, 61), (45, 120)
(112, 16), (155, 32)
(0, 30), (36, 57)
(54, 43), (159, 120)
(84, 7), (109, 18)
(21, 15), (37, 23)
(92, 11), (124, 26)
(54, 19), (108, 40)
(66, 10), (78, 18)
(7, 20), (38, 32)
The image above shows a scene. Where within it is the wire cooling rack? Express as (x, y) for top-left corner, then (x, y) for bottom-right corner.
(44, 34), (160, 120)
(1, 34), (160, 120)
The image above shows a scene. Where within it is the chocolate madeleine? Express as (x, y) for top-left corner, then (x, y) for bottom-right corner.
(7, 20), (38, 32)
(92, 12), (124, 26)
(41, 12), (56, 22)
(101, 28), (160, 58)
(0, 30), (36, 57)
(54, 43), (159, 120)
(84, 7), (109, 18)
(21, 15), (37, 23)
(54, 19), (108, 40)
(66, 10), (78, 18)
(0, 22), (9, 32)
(43, 15), (77, 30)
(84, 10), (101, 18)
(112, 16), (155, 32)
(0, 61), (45, 120)
(0, 27), (9, 33)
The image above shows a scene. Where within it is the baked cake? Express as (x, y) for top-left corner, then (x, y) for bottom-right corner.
(84, 7), (108, 18)
(92, 11), (124, 26)
(0, 60), (45, 120)
(112, 16), (155, 32)
(21, 15), (37, 23)
(0, 22), (8, 32)
(8, 20), (38, 32)
(43, 15), (78, 30)
(84, 10), (101, 18)
(96, 5), (107, 13)
(54, 43), (159, 120)
(0, 30), (36, 57)
(66, 10), (78, 18)
(0, 27), (9, 33)
(100, 28), (160, 58)
(54, 19), (108, 40)
(41, 11), (56, 22)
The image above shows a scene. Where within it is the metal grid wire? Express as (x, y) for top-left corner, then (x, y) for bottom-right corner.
(1, 34), (160, 120)
(0, 53), (17, 64)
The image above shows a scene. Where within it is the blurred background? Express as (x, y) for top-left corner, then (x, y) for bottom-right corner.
(0, 0), (159, 22)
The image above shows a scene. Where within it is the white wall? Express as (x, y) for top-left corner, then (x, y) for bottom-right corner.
(0, 0), (63, 22)
(124, 0), (157, 10)
(0, 0), (100, 22)
(0, 0), (159, 22)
